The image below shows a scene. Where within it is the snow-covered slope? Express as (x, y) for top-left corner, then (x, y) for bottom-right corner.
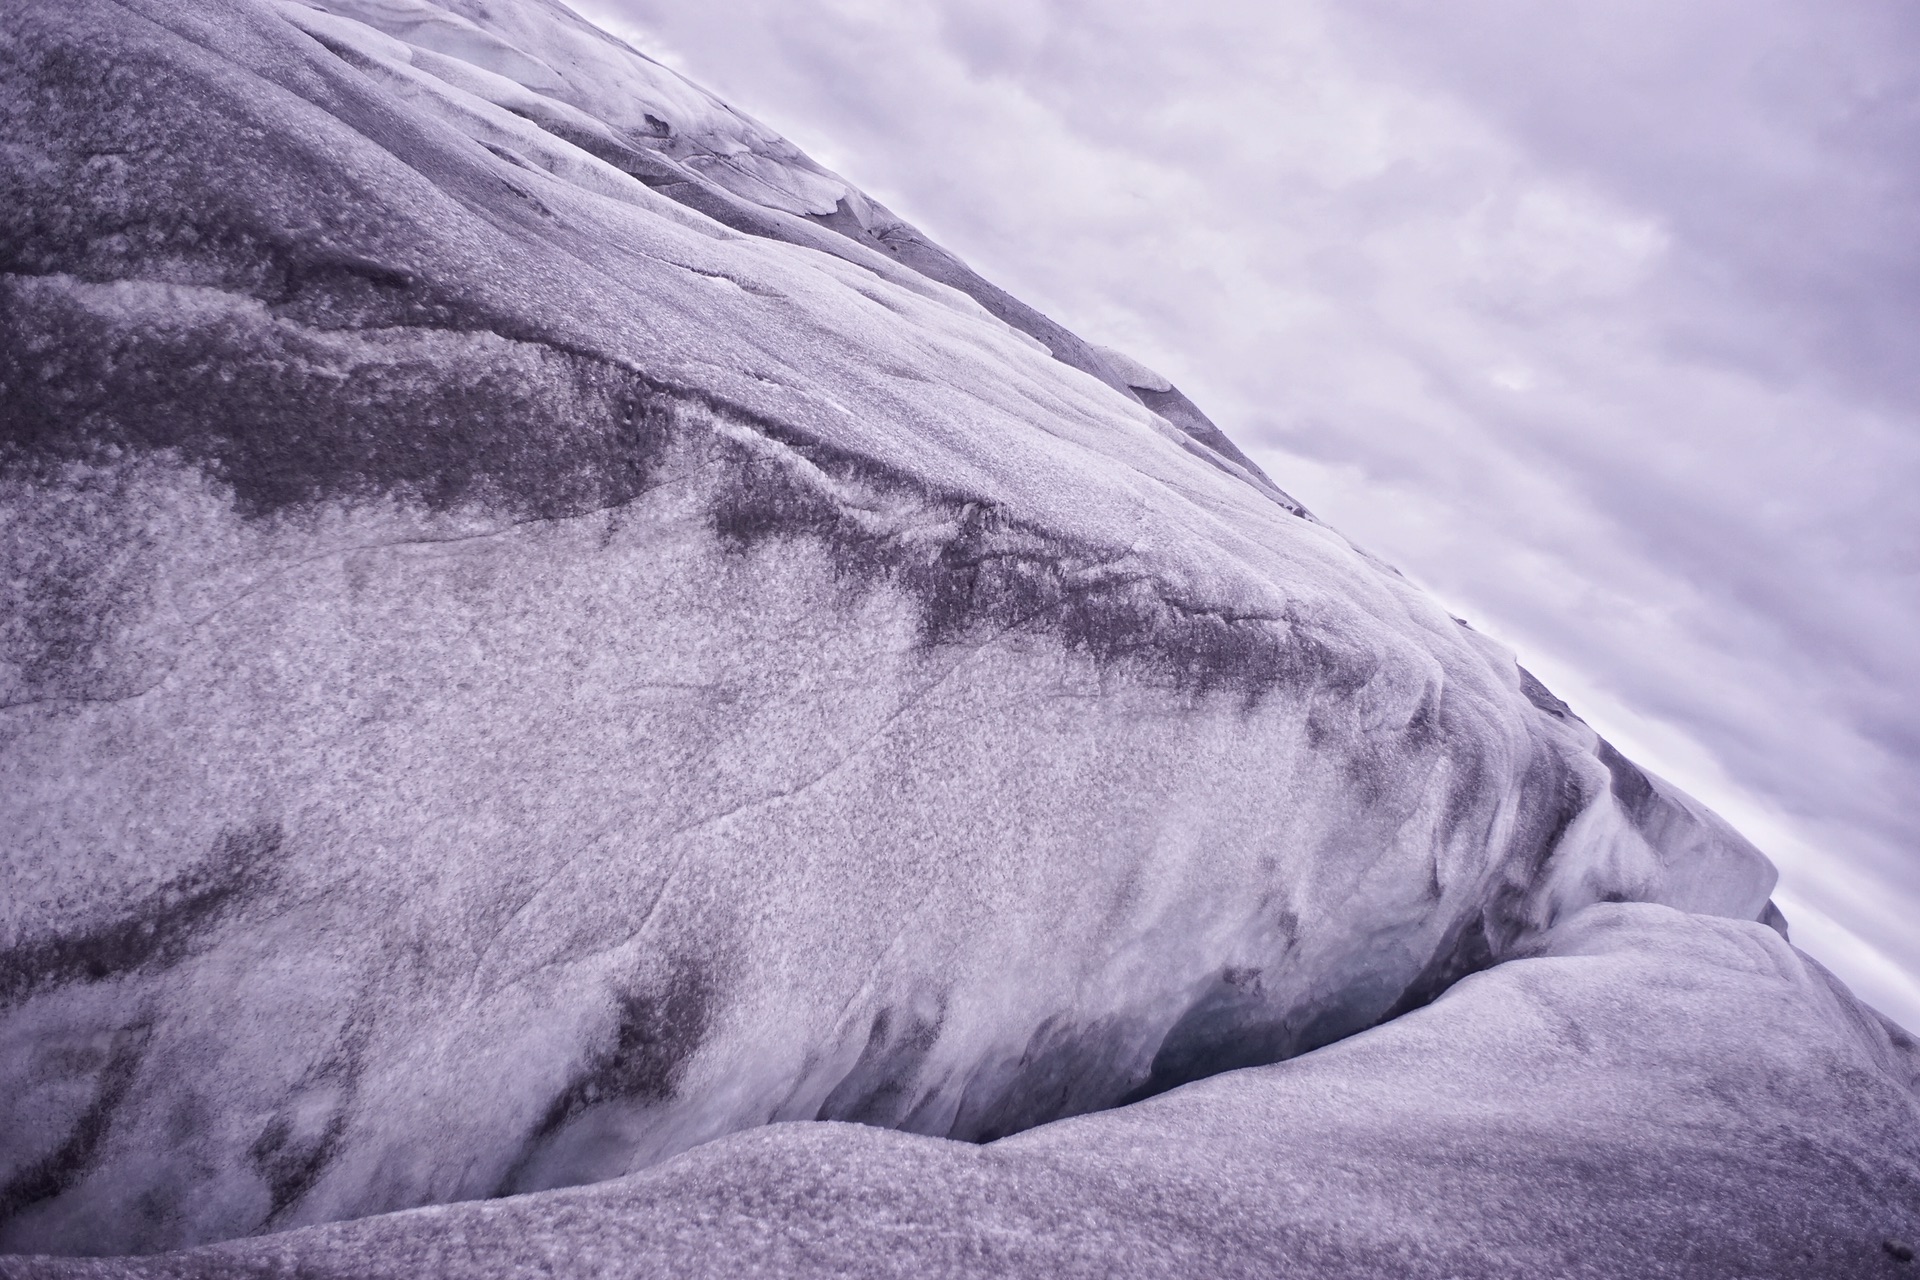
(0, 0), (1879, 1265)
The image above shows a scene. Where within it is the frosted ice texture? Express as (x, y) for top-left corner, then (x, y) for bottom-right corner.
(9, 907), (1917, 1277)
(0, 0), (1888, 1269)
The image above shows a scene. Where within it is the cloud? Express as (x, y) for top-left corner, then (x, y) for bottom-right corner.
(579, 0), (1920, 1029)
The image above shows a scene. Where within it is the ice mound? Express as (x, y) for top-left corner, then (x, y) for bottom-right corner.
(3, 0), (1896, 1269)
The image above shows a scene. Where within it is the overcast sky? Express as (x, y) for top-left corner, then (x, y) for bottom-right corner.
(580, 0), (1920, 1029)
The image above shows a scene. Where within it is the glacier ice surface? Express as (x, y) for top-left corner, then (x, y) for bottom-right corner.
(0, 0), (1907, 1270)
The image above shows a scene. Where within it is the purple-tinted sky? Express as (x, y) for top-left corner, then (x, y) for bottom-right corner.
(582, 0), (1920, 1028)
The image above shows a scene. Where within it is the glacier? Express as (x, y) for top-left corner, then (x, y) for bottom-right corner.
(0, 0), (1913, 1272)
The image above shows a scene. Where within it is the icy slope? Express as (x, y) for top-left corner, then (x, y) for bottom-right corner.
(0, 0), (1789, 1257)
(275, 0), (1288, 499)
(12, 906), (1918, 1279)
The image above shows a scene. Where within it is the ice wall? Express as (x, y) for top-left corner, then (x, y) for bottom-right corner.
(1, 0), (1778, 1254)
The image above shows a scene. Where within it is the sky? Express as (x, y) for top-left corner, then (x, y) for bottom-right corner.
(579, 0), (1920, 1030)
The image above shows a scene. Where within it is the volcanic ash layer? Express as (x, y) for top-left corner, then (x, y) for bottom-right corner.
(1, 0), (1915, 1274)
